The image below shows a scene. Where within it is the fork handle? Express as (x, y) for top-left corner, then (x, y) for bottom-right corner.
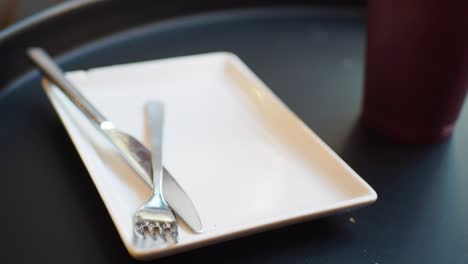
(146, 101), (165, 200)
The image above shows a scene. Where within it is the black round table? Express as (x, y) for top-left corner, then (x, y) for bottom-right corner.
(1, 1), (467, 263)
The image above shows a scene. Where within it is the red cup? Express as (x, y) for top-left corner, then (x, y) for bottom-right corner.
(363, 0), (468, 143)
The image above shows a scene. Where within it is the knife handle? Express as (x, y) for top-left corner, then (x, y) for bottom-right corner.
(27, 47), (108, 128)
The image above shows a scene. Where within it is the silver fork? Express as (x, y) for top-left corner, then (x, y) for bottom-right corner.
(134, 102), (178, 241)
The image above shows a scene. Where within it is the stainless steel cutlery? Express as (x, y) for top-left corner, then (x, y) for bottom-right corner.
(27, 47), (202, 238)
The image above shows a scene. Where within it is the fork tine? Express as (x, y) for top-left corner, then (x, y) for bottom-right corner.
(134, 222), (144, 236)
(162, 222), (171, 230)
(171, 225), (179, 243)
(162, 228), (171, 242)
(148, 222), (156, 240)
(154, 222), (165, 240)
(159, 229), (170, 241)
(162, 222), (174, 242)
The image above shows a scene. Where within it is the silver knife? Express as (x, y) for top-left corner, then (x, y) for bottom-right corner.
(27, 47), (203, 233)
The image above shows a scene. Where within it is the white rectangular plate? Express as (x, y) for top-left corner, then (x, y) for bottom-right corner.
(43, 52), (377, 260)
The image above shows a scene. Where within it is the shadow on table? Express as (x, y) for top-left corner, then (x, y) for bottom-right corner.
(334, 118), (457, 260)
(338, 118), (455, 195)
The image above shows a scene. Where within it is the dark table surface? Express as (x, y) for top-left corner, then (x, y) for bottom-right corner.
(1, 1), (467, 263)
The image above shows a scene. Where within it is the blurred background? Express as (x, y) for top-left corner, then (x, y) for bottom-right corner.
(0, 0), (65, 29)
